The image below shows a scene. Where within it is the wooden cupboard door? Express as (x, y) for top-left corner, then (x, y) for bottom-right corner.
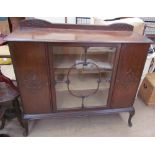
(9, 42), (52, 114)
(110, 43), (150, 108)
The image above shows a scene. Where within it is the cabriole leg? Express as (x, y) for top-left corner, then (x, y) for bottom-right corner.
(128, 108), (135, 127)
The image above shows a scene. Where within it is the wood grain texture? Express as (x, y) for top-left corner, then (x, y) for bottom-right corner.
(110, 43), (150, 108)
(19, 19), (134, 31)
(5, 28), (152, 44)
(9, 42), (52, 114)
(47, 43), (57, 111)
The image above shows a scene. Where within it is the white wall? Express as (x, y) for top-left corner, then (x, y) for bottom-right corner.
(67, 17), (76, 24)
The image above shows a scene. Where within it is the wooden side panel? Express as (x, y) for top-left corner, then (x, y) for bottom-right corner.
(9, 42), (52, 114)
(110, 43), (150, 108)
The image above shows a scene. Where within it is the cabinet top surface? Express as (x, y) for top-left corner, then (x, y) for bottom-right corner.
(5, 28), (152, 43)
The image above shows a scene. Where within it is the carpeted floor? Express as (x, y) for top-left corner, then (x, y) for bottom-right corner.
(0, 97), (155, 137)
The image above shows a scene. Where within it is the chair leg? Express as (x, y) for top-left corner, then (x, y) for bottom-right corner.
(0, 117), (6, 130)
(12, 98), (25, 128)
(12, 98), (29, 136)
(0, 107), (6, 130)
(23, 120), (29, 137)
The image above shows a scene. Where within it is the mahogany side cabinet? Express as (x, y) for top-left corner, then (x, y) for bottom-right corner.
(5, 19), (152, 136)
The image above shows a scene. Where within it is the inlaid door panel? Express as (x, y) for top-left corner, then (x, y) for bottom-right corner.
(110, 43), (150, 108)
(9, 42), (52, 114)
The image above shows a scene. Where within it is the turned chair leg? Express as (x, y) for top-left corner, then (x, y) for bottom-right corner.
(12, 98), (29, 136)
(0, 107), (6, 130)
(12, 98), (25, 128)
(23, 120), (29, 137)
(0, 117), (6, 130)
(128, 108), (135, 127)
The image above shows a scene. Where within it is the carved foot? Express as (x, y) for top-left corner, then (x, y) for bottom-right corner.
(0, 117), (6, 130)
(128, 109), (135, 127)
(23, 120), (29, 137)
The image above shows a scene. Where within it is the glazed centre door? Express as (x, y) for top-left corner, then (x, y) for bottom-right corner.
(49, 45), (118, 111)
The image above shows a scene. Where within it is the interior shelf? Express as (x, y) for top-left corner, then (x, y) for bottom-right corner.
(54, 56), (113, 70)
(55, 68), (112, 75)
(53, 46), (116, 55)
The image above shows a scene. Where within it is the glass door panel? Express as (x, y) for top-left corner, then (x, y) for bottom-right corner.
(53, 46), (116, 110)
